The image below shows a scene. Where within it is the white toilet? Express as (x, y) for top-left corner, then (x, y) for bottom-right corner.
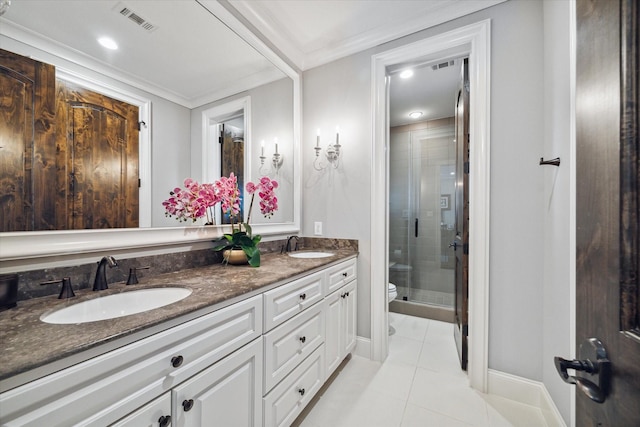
(388, 283), (397, 335)
(388, 283), (397, 303)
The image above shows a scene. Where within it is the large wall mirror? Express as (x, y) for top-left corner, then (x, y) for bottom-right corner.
(0, 0), (300, 261)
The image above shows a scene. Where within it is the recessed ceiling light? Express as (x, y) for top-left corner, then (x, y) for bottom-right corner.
(409, 111), (423, 119)
(98, 37), (118, 50)
(399, 69), (414, 79)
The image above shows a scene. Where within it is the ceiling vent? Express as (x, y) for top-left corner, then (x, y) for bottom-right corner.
(431, 60), (455, 71)
(114, 2), (157, 32)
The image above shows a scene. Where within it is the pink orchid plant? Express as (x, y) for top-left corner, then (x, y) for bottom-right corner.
(164, 173), (278, 267)
(162, 178), (220, 224)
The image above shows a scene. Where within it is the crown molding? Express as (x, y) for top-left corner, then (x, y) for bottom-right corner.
(229, 1), (504, 70)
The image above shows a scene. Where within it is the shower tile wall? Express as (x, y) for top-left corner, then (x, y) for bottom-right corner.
(390, 118), (455, 306)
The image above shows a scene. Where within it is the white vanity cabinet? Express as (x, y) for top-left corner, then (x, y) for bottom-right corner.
(324, 259), (358, 375)
(0, 255), (358, 427)
(262, 257), (357, 427)
(0, 295), (262, 427)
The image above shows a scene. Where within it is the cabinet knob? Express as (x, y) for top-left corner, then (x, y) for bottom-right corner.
(298, 388), (305, 396)
(171, 355), (184, 368)
(341, 293), (347, 299)
(158, 415), (171, 427)
(182, 399), (194, 412)
(342, 272), (348, 277)
(299, 293), (306, 300)
(299, 336), (306, 343)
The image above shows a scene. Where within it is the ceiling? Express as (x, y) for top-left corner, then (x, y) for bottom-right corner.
(227, 0), (503, 126)
(1, 0), (504, 121)
(227, 0), (504, 71)
(0, 0), (285, 108)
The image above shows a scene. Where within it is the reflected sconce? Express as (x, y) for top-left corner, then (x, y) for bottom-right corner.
(259, 138), (283, 175)
(314, 127), (342, 171)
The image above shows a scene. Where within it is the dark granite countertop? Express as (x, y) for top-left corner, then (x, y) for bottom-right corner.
(0, 249), (357, 389)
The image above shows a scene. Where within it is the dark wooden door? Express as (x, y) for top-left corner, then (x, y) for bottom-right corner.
(220, 123), (244, 223)
(0, 49), (56, 231)
(56, 80), (139, 229)
(575, 0), (640, 424)
(453, 59), (470, 371)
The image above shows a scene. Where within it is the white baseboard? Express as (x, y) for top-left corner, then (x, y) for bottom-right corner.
(354, 336), (371, 359)
(487, 369), (566, 427)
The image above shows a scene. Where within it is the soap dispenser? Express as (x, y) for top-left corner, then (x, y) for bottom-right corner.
(0, 273), (18, 311)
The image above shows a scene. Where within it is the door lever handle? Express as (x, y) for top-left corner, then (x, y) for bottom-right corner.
(554, 338), (610, 403)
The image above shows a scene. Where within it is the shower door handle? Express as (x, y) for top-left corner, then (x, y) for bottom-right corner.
(449, 242), (458, 250)
(415, 218), (418, 237)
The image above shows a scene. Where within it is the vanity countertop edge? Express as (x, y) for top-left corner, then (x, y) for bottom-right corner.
(0, 249), (357, 391)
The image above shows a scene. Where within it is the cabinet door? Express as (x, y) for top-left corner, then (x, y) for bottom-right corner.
(324, 290), (343, 374)
(110, 392), (171, 427)
(343, 280), (357, 354)
(172, 338), (262, 427)
(325, 280), (357, 375)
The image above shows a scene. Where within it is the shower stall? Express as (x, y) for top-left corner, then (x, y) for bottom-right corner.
(388, 119), (456, 320)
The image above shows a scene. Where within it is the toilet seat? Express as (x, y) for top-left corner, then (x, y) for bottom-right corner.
(388, 283), (397, 302)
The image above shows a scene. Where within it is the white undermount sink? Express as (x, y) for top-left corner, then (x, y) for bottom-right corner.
(40, 287), (192, 324)
(287, 251), (334, 259)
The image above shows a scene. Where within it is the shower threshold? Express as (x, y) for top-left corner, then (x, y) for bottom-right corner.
(390, 299), (454, 323)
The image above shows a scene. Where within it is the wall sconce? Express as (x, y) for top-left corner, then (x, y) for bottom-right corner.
(259, 138), (283, 175)
(314, 127), (342, 170)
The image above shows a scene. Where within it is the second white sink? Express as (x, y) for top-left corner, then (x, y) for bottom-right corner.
(40, 287), (192, 324)
(287, 251), (334, 259)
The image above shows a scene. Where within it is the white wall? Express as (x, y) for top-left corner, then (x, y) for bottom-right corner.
(542, 0), (574, 424)
(302, 0), (548, 381)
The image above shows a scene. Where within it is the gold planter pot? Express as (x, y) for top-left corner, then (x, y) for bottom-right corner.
(223, 249), (248, 265)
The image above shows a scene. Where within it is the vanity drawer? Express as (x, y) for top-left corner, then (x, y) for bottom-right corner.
(0, 295), (262, 426)
(263, 301), (325, 393)
(263, 271), (324, 331)
(263, 344), (325, 427)
(326, 258), (357, 295)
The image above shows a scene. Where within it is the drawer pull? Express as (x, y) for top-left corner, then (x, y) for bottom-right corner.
(158, 415), (171, 427)
(342, 272), (348, 278)
(171, 355), (184, 368)
(299, 293), (307, 300)
(299, 336), (306, 343)
(298, 388), (305, 396)
(182, 399), (194, 412)
(341, 292), (350, 298)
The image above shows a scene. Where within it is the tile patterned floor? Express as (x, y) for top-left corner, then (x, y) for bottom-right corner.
(296, 313), (548, 427)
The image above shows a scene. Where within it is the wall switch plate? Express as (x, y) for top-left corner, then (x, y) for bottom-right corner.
(314, 222), (323, 236)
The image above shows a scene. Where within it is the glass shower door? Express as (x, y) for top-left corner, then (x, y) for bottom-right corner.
(406, 124), (456, 307)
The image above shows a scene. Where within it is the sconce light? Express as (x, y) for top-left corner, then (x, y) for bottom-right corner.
(314, 127), (342, 171)
(259, 138), (284, 175)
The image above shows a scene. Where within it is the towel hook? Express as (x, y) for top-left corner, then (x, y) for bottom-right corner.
(539, 157), (561, 167)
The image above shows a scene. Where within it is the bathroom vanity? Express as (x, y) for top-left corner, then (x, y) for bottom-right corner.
(0, 251), (357, 427)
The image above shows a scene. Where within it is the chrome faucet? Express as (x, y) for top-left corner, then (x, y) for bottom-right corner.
(93, 256), (117, 291)
(284, 235), (299, 253)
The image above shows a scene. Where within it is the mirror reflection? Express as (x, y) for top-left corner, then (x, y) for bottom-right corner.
(0, 0), (295, 232)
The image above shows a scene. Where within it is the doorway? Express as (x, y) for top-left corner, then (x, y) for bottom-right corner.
(371, 20), (491, 392)
(387, 59), (461, 322)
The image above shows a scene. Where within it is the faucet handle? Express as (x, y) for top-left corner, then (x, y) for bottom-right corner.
(126, 266), (150, 285)
(41, 277), (75, 299)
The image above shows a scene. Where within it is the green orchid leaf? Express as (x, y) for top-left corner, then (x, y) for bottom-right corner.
(244, 247), (261, 267)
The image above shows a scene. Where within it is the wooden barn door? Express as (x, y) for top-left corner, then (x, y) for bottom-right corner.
(55, 80), (139, 229)
(0, 49), (55, 231)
